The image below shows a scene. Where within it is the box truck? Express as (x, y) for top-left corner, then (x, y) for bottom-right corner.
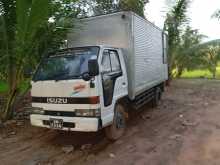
(30, 12), (168, 140)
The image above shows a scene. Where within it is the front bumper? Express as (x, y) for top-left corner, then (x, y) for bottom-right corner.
(30, 114), (100, 132)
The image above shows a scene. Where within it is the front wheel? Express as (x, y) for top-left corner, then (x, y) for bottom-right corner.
(105, 104), (126, 141)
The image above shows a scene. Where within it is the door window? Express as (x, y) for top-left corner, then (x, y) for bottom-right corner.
(109, 50), (121, 72)
(101, 49), (121, 73)
(101, 50), (111, 73)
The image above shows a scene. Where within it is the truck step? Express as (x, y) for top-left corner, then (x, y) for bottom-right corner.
(133, 88), (155, 110)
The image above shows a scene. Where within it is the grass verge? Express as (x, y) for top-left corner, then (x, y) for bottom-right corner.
(181, 67), (220, 79)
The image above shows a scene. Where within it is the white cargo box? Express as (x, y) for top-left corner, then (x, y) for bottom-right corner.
(68, 11), (168, 100)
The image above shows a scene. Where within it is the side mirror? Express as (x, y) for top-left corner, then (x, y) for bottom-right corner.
(88, 59), (99, 77)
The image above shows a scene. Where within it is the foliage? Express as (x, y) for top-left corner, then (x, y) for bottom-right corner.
(0, 0), (16, 83)
(0, 80), (29, 94)
(91, 0), (149, 17)
(195, 40), (220, 78)
(50, 0), (88, 18)
(164, 0), (190, 75)
(119, 0), (148, 17)
(0, 0), (49, 120)
(0, 0), (80, 121)
(178, 40), (220, 79)
(92, 0), (119, 15)
(173, 26), (205, 77)
(212, 9), (220, 20)
(165, 1), (220, 80)
(0, 81), (8, 93)
(203, 46), (220, 78)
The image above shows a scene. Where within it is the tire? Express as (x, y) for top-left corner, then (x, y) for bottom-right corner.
(105, 104), (126, 141)
(152, 87), (162, 107)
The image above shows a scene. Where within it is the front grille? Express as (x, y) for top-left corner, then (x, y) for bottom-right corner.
(45, 111), (76, 117)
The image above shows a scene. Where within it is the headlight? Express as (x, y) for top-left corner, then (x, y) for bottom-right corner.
(31, 107), (45, 115)
(75, 109), (100, 117)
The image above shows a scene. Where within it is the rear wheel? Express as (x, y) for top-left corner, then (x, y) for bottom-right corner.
(105, 104), (126, 141)
(152, 87), (162, 107)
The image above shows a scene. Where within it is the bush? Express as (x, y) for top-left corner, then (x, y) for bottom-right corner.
(0, 81), (9, 94)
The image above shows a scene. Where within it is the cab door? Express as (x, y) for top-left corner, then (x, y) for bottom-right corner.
(99, 49), (128, 126)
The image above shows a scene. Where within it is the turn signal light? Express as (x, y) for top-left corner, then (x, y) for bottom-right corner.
(89, 96), (100, 104)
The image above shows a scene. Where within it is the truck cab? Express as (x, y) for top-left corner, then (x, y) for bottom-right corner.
(30, 46), (128, 140)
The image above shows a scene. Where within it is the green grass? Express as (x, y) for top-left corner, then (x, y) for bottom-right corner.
(0, 80), (30, 95)
(181, 70), (213, 78)
(0, 81), (9, 94)
(181, 66), (220, 79)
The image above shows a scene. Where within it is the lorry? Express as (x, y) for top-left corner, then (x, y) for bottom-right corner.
(30, 11), (168, 140)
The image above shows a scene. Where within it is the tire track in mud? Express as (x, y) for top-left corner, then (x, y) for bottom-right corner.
(78, 89), (203, 165)
(54, 96), (195, 165)
(1, 79), (218, 165)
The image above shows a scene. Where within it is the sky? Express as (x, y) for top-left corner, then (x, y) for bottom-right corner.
(145, 0), (220, 41)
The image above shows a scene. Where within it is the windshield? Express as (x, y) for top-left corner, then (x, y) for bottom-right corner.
(33, 47), (99, 81)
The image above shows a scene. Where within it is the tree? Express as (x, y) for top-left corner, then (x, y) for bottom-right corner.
(213, 9), (220, 20)
(92, 0), (119, 15)
(164, 0), (190, 78)
(192, 40), (220, 79)
(0, 0), (16, 87)
(119, 0), (148, 17)
(91, 0), (149, 17)
(0, 0), (50, 120)
(204, 46), (220, 78)
(0, 0), (79, 121)
(174, 26), (205, 77)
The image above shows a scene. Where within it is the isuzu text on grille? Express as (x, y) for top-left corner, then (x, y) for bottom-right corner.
(47, 98), (68, 104)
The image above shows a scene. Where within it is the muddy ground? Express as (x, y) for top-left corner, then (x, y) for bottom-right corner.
(1, 79), (220, 165)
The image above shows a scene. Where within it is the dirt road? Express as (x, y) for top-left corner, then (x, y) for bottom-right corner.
(1, 79), (220, 165)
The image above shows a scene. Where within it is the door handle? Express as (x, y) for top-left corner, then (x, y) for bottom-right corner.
(122, 82), (126, 86)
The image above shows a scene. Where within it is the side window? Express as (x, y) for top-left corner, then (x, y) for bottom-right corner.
(109, 50), (121, 72)
(101, 50), (111, 73)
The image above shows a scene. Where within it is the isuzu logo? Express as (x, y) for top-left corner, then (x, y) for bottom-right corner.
(47, 98), (68, 104)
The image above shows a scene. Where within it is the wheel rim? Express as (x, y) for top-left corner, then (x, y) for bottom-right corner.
(105, 104), (126, 140)
(116, 110), (125, 129)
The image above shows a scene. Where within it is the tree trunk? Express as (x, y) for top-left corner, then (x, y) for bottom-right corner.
(166, 52), (176, 86)
(176, 66), (183, 78)
(0, 67), (22, 121)
(8, 65), (17, 93)
(1, 89), (18, 121)
(166, 63), (172, 86)
(213, 69), (216, 79)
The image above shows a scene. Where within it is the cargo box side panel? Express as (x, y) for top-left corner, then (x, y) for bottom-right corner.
(133, 14), (168, 97)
